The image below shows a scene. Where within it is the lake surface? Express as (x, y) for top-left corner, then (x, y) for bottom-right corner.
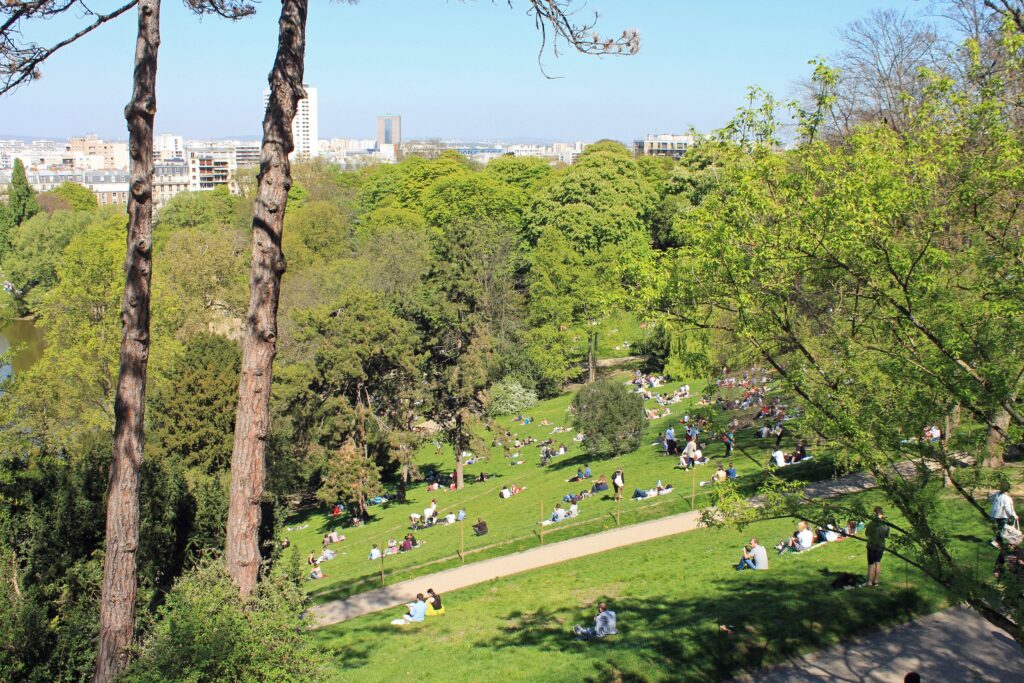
(0, 319), (45, 380)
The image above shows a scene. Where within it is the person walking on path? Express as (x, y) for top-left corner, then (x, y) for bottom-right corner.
(612, 468), (625, 501)
(866, 506), (890, 587)
(990, 486), (1018, 548)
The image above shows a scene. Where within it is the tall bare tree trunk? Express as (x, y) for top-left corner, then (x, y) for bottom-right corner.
(453, 410), (466, 490)
(985, 408), (1011, 468)
(225, 0), (308, 596)
(95, 2), (160, 680)
(587, 331), (598, 383)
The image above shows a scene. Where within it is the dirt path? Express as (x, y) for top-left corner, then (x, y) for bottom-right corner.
(308, 466), (889, 628)
(743, 606), (1024, 682)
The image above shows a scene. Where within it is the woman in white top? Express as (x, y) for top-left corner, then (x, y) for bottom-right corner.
(991, 487), (1018, 546)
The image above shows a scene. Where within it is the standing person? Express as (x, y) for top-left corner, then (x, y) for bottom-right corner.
(665, 426), (677, 456)
(866, 506), (890, 587)
(612, 468), (625, 501)
(723, 431), (735, 459)
(774, 422), (785, 448)
(990, 485), (1018, 548)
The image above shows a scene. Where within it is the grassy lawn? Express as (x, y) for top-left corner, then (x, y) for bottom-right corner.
(285, 376), (837, 604)
(311, 488), (997, 682)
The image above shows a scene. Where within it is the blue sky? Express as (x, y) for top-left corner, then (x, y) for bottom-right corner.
(0, 0), (928, 141)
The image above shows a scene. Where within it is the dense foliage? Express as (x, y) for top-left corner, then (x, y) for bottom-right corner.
(571, 379), (646, 457)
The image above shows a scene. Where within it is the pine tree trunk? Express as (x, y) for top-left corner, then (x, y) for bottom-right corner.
(985, 408), (1010, 469)
(454, 410), (466, 490)
(225, 0), (308, 597)
(94, 2), (160, 681)
(588, 331), (597, 383)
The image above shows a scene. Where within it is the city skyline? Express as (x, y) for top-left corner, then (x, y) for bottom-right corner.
(0, 0), (923, 141)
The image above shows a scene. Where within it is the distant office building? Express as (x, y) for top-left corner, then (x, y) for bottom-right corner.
(154, 162), (190, 208)
(634, 133), (695, 160)
(67, 134), (129, 169)
(263, 84), (318, 159)
(552, 141), (587, 164)
(376, 114), (401, 162)
(155, 134), (185, 161)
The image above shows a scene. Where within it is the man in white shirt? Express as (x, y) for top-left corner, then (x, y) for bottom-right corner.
(772, 449), (788, 467)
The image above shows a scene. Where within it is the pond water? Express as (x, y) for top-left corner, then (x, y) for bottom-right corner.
(0, 318), (44, 381)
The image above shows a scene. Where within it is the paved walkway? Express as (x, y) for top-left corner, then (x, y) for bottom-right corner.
(744, 606), (1024, 682)
(308, 507), (703, 627)
(308, 466), (895, 629)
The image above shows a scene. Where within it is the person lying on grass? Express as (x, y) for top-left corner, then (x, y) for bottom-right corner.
(500, 484), (525, 499)
(632, 481), (673, 499)
(391, 594), (428, 625)
(573, 602), (617, 639)
(590, 475), (609, 493)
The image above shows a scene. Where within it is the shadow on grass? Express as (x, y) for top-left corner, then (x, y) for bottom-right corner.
(485, 574), (930, 682)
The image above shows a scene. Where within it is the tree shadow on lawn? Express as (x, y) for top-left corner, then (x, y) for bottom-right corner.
(486, 574), (931, 682)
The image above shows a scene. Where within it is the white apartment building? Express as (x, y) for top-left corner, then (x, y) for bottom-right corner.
(187, 147), (236, 191)
(67, 135), (129, 169)
(155, 134), (185, 161)
(154, 162), (190, 208)
(263, 85), (318, 159)
(0, 169), (130, 206)
(633, 133), (696, 160)
(552, 141), (587, 164)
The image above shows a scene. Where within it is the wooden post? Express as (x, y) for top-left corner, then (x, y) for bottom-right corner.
(540, 500), (545, 546)
(616, 496), (621, 526)
(460, 519), (465, 564)
(690, 467), (696, 509)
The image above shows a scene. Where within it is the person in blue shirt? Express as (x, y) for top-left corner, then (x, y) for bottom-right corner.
(399, 594), (428, 624)
(726, 463), (737, 480)
(456, 509), (466, 522)
(583, 464), (592, 479)
(573, 602), (617, 639)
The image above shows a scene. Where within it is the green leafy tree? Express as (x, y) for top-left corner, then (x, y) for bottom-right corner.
(316, 439), (384, 520)
(1, 209), (97, 310)
(122, 558), (325, 683)
(571, 378), (645, 457)
(149, 334), (240, 474)
(483, 155), (552, 190)
(662, 53), (1024, 642)
(6, 158), (39, 226)
(50, 182), (98, 212)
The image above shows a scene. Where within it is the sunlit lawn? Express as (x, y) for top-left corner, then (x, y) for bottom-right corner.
(312, 487), (995, 682)
(285, 375), (836, 604)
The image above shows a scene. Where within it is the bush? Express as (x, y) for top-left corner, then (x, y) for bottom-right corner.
(123, 559), (325, 683)
(487, 377), (538, 416)
(571, 379), (646, 457)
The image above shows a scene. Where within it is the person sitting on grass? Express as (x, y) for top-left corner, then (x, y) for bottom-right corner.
(568, 501), (579, 517)
(567, 468), (586, 483)
(735, 538), (768, 571)
(591, 475), (609, 493)
(772, 448), (788, 468)
(368, 544), (382, 561)
(790, 440), (809, 463)
(473, 518), (489, 536)
(573, 602), (617, 640)
(550, 503), (567, 523)
(726, 463), (738, 480)
(425, 588), (446, 617)
(309, 562), (325, 580)
(386, 538), (399, 555)
(391, 594), (428, 625)
(775, 521), (814, 554)
(699, 466), (729, 487)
